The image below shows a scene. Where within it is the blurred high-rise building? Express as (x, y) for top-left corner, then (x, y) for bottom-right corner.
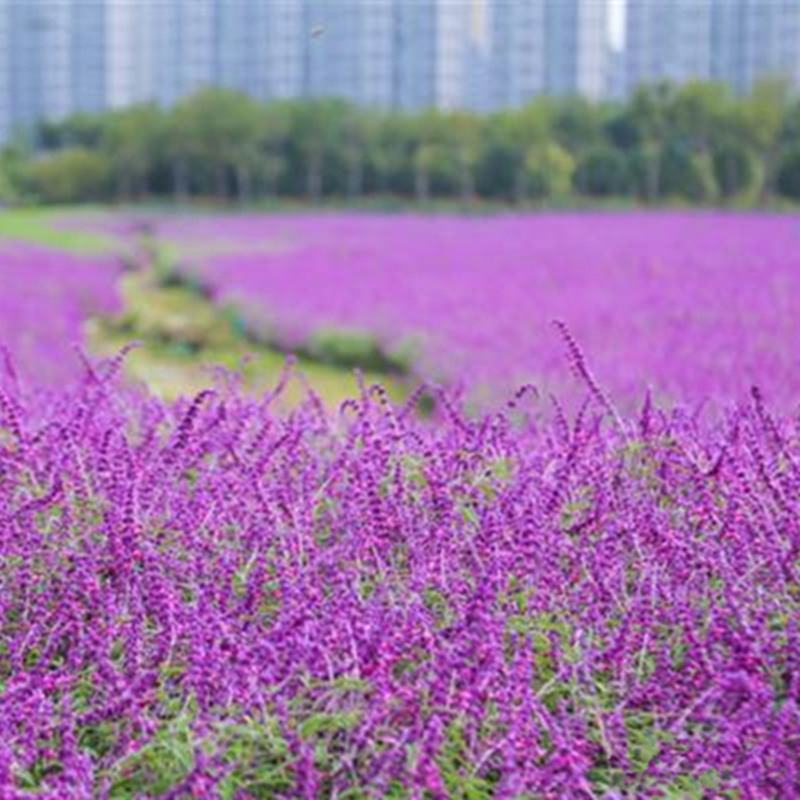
(0, 0), (9, 143)
(4, 0), (800, 144)
(304, 0), (395, 107)
(546, 0), (608, 101)
(488, 0), (608, 109)
(107, 0), (160, 109)
(626, 0), (713, 91)
(238, 0), (306, 102)
(392, 0), (439, 110)
(626, 0), (800, 96)
(462, 0), (492, 111)
(488, 0), (546, 109)
(162, 0), (217, 106)
(71, 0), (107, 113)
(110, 0), (197, 109)
(107, 0), (305, 108)
(712, 0), (800, 94)
(0, 0), (610, 140)
(389, 0), (490, 111)
(3, 0), (106, 136)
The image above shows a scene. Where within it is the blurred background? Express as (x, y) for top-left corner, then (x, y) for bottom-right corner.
(1, 0), (800, 205)
(1, 0), (800, 411)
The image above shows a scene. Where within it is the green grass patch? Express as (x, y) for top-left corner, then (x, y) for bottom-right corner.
(88, 270), (408, 407)
(0, 206), (116, 252)
(297, 326), (419, 376)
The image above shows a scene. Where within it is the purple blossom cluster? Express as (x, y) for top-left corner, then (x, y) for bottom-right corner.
(1, 349), (798, 797)
(147, 212), (800, 406)
(0, 244), (121, 382)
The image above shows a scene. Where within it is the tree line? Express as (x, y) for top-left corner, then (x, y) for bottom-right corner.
(4, 79), (800, 206)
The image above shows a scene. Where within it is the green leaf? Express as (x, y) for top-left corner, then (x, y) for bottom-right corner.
(299, 710), (361, 739)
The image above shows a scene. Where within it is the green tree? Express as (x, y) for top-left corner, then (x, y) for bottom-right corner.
(667, 82), (733, 202)
(626, 82), (675, 202)
(103, 104), (165, 200)
(369, 114), (415, 194)
(659, 142), (715, 201)
(289, 99), (350, 202)
(445, 111), (483, 201)
(169, 88), (263, 201)
(490, 101), (554, 202)
(776, 146), (800, 200)
(525, 142), (575, 200)
(573, 147), (630, 197)
(0, 143), (29, 203)
(24, 148), (111, 203)
(411, 110), (451, 202)
(4, 81), (800, 208)
(341, 108), (377, 199)
(0, 161), (14, 203)
(737, 78), (791, 201)
(552, 97), (605, 155)
(255, 102), (291, 197)
(713, 141), (757, 201)
(38, 111), (107, 150)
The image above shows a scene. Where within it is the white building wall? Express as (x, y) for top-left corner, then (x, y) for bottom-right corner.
(359, 2), (395, 107)
(303, 0), (395, 107)
(263, 2), (305, 99)
(626, 0), (712, 92)
(0, 0), (9, 142)
(543, 0), (609, 99)
(575, 0), (609, 100)
(740, 0), (800, 91)
(435, 1), (469, 108)
(489, 0), (546, 109)
(71, 0), (106, 114)
(107, 0), (173, 108)
(394, 0), (438, 109)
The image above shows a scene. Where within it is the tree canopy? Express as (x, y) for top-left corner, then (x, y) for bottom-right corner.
(4, 80), (800, 206)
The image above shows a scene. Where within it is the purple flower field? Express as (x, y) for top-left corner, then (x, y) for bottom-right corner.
(152, 212), (800, 407)
(1, 212), (800, 797)
(1, 355), (799, 797)
(0, 243), (121, 383)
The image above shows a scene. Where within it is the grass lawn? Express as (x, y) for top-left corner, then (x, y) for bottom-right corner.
(88, 270), (408, 407)
(0, 206), (117, 252)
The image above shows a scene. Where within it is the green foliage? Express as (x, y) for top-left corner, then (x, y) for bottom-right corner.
(8, 80), (800, 207)
(574, 147), (631, 197)
(23, 148), (111, 204)
(0, 162), (14, 203)
(99, 713), (296, 799)
(38, 112), (108, 150)
(553, 96), (605, 154)
(170, 88), (265, 200)
(302, 327), (415, 375)
(713, 141), (758, 200)
(525, 142), (575, 200)
(660, 144), (717, 201)
(284, 98), (353, 200)
(299, 710), (361, 740)
(776, 146), (800, 200)
(437, 722), (499, 798)
(105, 712), (197, 797)
(215, 719), (295, 798)
(103, 104), (166, 199)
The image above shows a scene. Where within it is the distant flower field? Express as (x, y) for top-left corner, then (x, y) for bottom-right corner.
(138, 212), (800, 408)
(1, 212), (799, 796)
(0, 243), (121, 383)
